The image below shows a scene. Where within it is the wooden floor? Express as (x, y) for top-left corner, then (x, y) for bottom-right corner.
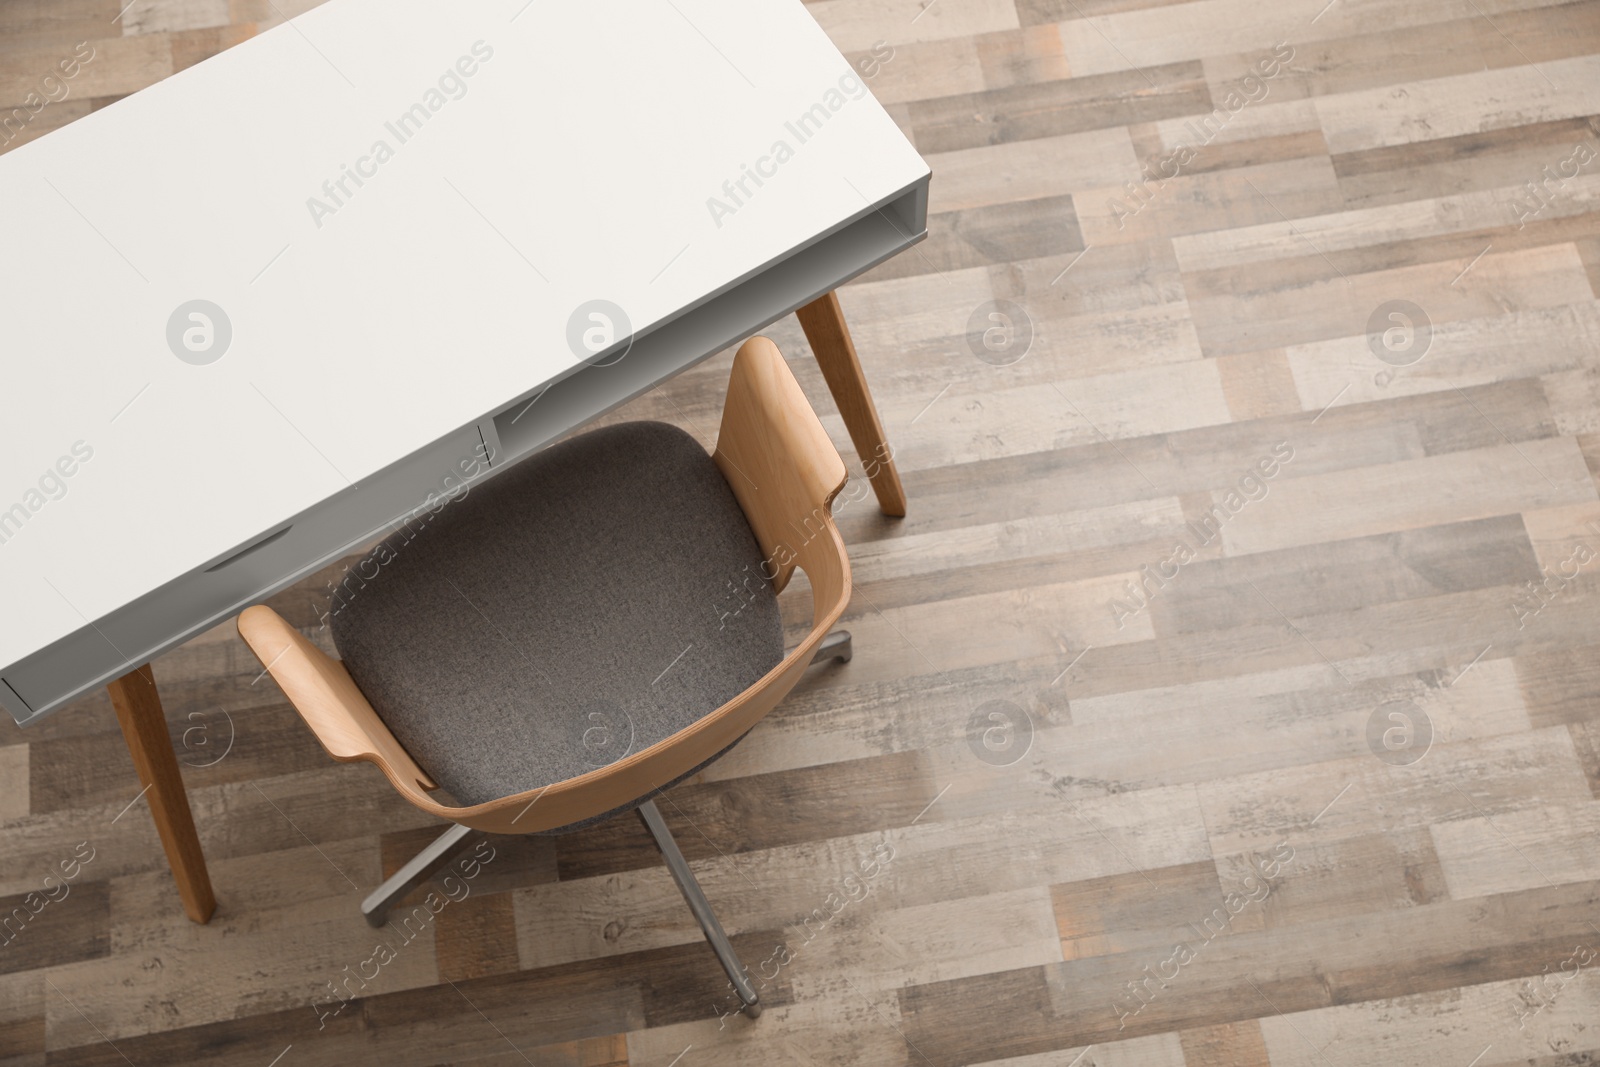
(6, 0), (1600, 1063)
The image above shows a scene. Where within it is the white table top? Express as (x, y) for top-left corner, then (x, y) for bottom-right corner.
(0, 0), (927, 673)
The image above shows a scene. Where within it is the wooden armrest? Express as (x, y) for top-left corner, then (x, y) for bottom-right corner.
(236, 605), (436, 801)
(714, 336), (849, 595)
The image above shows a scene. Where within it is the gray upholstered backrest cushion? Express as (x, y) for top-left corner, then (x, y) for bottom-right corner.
(329, 421), (783, 809)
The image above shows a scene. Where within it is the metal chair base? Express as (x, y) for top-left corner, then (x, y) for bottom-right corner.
(363, 805), (759, 1015)
(362, 629), (856, 1006)
(361, 822), (477, 928)
(637, 799), (761, 1018)
(812, 628), (851, 666)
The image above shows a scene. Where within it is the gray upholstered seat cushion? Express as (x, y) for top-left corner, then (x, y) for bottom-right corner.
(329, 421), (783, 814)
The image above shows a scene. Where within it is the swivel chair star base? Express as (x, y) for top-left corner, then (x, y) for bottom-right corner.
(359, 631), (853, 1017)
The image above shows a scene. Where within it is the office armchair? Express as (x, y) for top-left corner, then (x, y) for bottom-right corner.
(237, 337), (853, 1019)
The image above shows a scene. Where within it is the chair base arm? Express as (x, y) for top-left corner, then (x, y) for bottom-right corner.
(637, 799), (761, 1019)
(808, 628), (852, 667)
(361, 822), (478, 928)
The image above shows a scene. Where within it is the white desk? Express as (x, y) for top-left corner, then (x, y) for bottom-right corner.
(0, 0), (928, 921)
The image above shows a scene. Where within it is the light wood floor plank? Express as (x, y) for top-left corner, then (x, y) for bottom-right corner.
(1314, 53), (1600, 154)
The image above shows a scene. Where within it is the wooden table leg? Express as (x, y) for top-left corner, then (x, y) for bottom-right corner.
(107, 664), (216, 924)
(796, 290), (908, 517)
